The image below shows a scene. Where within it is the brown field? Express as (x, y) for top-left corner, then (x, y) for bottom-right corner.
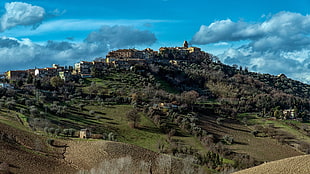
(0, 121), (76, 174)
(199, 115), (303, 162)
(233, 155), (310, 174)
(65, 140), (200, 174)
(0, 119), (199, 174)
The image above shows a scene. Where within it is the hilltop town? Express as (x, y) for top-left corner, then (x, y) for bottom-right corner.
(4, 41), (211, 83)
(2, 41), (310, 174)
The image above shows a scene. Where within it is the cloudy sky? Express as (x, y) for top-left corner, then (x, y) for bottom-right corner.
(0, 0), (310, 83)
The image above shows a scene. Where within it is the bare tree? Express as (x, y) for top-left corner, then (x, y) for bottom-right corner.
(126, 109), (141, 128)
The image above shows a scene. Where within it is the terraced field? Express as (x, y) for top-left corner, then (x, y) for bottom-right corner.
(199, 115), (303, 162)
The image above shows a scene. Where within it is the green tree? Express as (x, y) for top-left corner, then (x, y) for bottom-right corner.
(63, 129), (69, 137)
(27, 74), (33, 84)
(55, 129), (61, 136)
(273, 107), (282, 119)
(50, 76), (64, 89)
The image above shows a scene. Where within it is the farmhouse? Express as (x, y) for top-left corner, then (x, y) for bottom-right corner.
(283, 109), (296, 119)
(79, 128), (91, 139)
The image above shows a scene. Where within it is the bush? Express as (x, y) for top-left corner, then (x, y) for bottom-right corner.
(216, 117), (225, 125)
(63, 129), (70, 136)
(48, 128), (55, 134)
(298, 142), (310, 154)
(108, 132), (116, 141)
(251, 130), (259, 137)
(233, 154), (256, 169)
(126, 109), (140, 128)
(44, 127), (49, 133)
(55, 129), (61, 136)
(68, 128), (76, 137)
(222, 135), (234, 145)
(47, 139), (54, 146)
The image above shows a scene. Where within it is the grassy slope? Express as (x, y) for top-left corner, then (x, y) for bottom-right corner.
(3, 71), (309, 172)
(0, 74), (205, 155)
(200, 114), (303, 162)
(250, 118), (310, 144)
(0, 111), (77, 174)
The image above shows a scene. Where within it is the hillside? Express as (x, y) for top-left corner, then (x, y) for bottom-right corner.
(0, 119), (199, 174)
(233, 155), (310, 174)
(66, 140), (200, 174)
(0, 121), (76, 174)
(1, 52), (310, 173)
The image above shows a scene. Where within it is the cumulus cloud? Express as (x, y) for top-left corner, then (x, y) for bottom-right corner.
(0, 25), (157, 71)
(85, 25), (157, 49)
(0, 2), (46, 31)
(191, 11), (310, 83)
(192, 11), (310, 51)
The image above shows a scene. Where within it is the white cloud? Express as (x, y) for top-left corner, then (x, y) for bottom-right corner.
(0, 19), (168, 39)
(192, 11), (310, 51)
(219, 47), (310, 83)
(0, 25), (157, 71)
(191, 11), (310, 83)
(0, 2), (46, 31)
(214, 42), (229, 46)
(85, 25), (157, 49)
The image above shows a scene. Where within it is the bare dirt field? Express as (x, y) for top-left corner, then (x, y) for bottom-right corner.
(65, 140), (199, 174)
(0, 118), (198, 174)
(0, 121), (76, 174)
(233, 155), (310, 174)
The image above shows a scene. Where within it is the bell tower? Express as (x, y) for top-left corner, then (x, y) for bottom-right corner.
(183, 40), (188, 48)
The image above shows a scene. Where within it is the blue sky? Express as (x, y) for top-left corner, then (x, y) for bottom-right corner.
(0, 0), (310, 83)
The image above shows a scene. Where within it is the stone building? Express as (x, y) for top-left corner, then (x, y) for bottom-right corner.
(79, 128), (91, 139)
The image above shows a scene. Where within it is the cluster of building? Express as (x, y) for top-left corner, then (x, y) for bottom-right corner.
(159, 41), (206, 59)
(6, 64), (75, 81)
(4, 41), (208, 82)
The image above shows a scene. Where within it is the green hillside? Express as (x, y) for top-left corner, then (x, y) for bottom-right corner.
(1, 55), (310, 173)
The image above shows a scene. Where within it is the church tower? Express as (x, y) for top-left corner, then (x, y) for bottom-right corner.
(183, 40), (188, 48)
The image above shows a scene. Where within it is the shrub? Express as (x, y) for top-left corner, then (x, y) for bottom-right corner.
(63, 129), (69, 136)
(222, 135), (234, 145)
(44, 127), (49, 134)
(89, 110), (95, 116)
(126, 109), (140, 128)
(251, 130), (259, 137)
(47, 139), (54, 146)
(68, 128), (76, 137)
(108, 132), (115, 141)
(216, 117), (225, 125)
(48, 128), (55, 134)
(55, 129), (61, 136)
(298, 142), (310, 154)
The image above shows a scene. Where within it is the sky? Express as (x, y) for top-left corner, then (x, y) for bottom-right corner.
(0, 0), (310, 83)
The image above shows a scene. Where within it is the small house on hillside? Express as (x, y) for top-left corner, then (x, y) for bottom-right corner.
(80, 128), (91, 139)
(283, 109), (295, 119)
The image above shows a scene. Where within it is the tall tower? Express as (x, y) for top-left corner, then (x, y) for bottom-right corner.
(183, 40), (188, 48)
